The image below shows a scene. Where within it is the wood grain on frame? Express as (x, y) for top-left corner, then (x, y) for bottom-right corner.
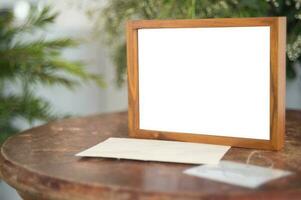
(127, 17), (286, 150)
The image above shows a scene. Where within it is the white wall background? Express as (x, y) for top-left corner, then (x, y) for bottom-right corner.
(1, 0), (301, 199)
(35, 0), (128, 116)
(1, 0), (127, 199)
(287, 63), (301, 109)
(8, 0), (128, 131)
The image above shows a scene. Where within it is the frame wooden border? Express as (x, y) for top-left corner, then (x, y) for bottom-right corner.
(127, 17), (286, 150)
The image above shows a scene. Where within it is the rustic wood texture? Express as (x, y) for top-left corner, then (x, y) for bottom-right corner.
(127, 17), (286, 150)
(1, 110), (301, 200)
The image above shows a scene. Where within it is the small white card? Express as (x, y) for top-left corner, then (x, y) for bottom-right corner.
(184, 161), (293, 188)
(76, 137), (230, 164)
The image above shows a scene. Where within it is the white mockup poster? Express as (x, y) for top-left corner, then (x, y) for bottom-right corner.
(138, 27), (270, 140)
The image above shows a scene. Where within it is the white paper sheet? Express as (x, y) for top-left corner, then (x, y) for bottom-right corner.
(76, 137), (230, 164)
(184, 161), (293, 188)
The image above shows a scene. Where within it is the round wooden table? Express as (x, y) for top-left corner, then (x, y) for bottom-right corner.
(1, 111), (301, 200)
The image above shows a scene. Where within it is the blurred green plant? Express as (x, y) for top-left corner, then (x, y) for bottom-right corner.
(0, 5), (105, 143)
(88, 0), (301, 86)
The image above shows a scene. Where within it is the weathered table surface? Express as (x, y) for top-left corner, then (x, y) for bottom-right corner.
(1, 111), (301, 200)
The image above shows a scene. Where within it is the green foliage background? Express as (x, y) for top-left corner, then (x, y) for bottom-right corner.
(0, 6), (105, 143)
(89, 0), (301, 86)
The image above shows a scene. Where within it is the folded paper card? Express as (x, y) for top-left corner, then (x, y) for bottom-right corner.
(184, 161), (293, 188)
(76, 137), (230, 164)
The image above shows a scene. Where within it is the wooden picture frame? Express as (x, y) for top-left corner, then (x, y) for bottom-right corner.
(127, 17), (286, 150)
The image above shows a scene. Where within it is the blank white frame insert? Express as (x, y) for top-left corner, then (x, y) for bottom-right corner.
(138, 27), (270, 140)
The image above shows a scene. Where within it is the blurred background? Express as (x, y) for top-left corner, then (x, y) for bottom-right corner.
(0, 0), (301, 199)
